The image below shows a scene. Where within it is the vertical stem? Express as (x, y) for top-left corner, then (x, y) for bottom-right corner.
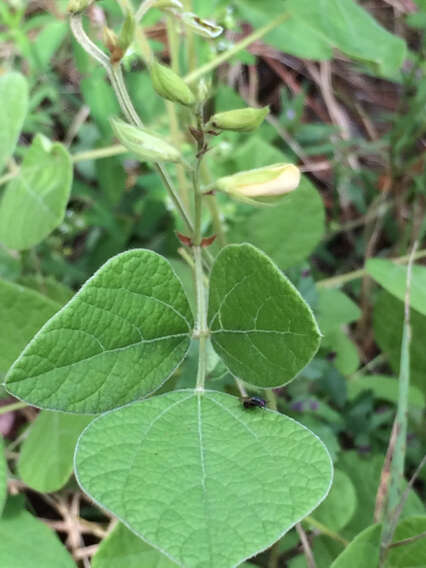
(379, 241), (418, 563)
(194, 245), (208, 392)
(183, 0), (197, 71)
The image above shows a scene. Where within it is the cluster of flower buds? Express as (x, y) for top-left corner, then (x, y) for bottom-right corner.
(215, 163), (301, 206)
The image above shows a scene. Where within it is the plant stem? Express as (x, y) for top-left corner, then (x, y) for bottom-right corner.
(0, 401), (28, 416)
(0, 170), (18, 186)
(72, 145), (127, 162)
(379, 241), (418, 564)
(303, 516), (349, 546)
(194, 245), (208, 392)
(317, 248), (426, 288)
(184, 12), (290, 84)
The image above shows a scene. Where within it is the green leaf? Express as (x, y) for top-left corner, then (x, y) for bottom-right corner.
(386, 515), (426, 567)
(373, 291), (426, 396)
(330, 523), (381, 568)
(18, 275), (74, 304)
(311, 469), (357, 532)
(316, 289), (361, 334)
(322, 329), (359, 375)
(338, 451), (424, 539)
(227, 141), (325, 269)
(208, 244), (321, 388)
(0, 279), (60, 376)
(75, 390), (332, 568)
(285, 0), (406, 76)
(347, 375), (425, 410)
(367, 259), (426, 316)
(0, 498), (76, 567)
(92, 523), (177, 568)
(0, 134), (73, 250)
(17, 412), (92, 493)
(0, 72), (29, 174)
(0, 436), (6, 516)
(6, 250), (194, 413)
(33, 21), (68, 72)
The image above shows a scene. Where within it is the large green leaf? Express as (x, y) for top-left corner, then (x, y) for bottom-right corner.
(208, 244), (321, 388)
(0, 134), (73, 250)
(0, 72), (29, 174)
(75, 390), (332, 568)
(0, 498), (76, 567)
(367, 259), (426, 316)
(0, 279), (60, 377)
(373, 291), (426, 396)
(92, 523), (177, 568)
(331, 523), (381, 568)
(17, 412), (92, 493)
(0, 436), (6, 516)
(386, 515), (426, 567)
(5, 250), (194, 413)
(286, 0), (406, 76)
(311, 469), (356, 532)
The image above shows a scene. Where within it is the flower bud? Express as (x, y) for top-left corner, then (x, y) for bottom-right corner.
(103, 27), (124, 64)
(216, 163), (301, 206)
(110, 117), (181, 163)
(67, 0), (96, 14)
(150, 61), (196, 106)
(182, 12), (223, 39)
(118, 11), (135, 53)
(206, 106), (269, 133)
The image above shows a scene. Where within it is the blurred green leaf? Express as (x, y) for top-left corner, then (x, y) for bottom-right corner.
(311, 469), (357, 532)
(0, 72), (29, 174)
(0, 436), (6, 516)
(0, 134), (73, 250)
(347, 375), (425, 410)
(17, 411), (92, 493)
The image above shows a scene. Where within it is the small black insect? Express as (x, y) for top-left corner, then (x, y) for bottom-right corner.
(242, 396), (266, 410)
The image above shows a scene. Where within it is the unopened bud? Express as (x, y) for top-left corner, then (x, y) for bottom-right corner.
(68, 0), (96, 14)
(103, 27), (124, 63)
(110, 117), (181, 163)
(150, 61), (196, 106)
(118, 11), (135, 52)
(216, 163), (301, 206)
(196, 77), (211, 103)
(182, 12), (223, 39)
(206, 106), (269, 133)
(154, 0), (184, 11)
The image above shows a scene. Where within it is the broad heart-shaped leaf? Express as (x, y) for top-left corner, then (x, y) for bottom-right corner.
(5, 250), (193, 413)
(367, 258), (426, 316)
(208, 244), (321, 388)
(0, 134), (73, 250)
(0, 436), (6, 516)
(0, 497), (76, 567)
(75, 390), (333, 568)
(17, 411), (92, 493)
(0, 72), (29, 174)
(0, 278), (60, 377)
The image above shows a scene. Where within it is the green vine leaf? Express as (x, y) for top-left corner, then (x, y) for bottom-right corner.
(0, 279), (60, 377)
(311, 469), (356, 532)
(17, 411), (92, 493)
(330, 524), (381, 568)
(208, 244), (321, 388)
(0, 72), (29, 174)
(75, 390), (332, 568)
(0, 497), (76, 567)
(0, 436), (6, 516)
(5, 250), (194, 413)
(0, 134), (73, 250)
